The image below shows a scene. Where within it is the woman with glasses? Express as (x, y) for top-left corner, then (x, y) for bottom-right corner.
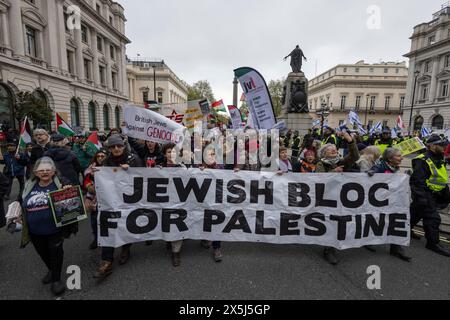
(20, 157), (74, 296)
(83, 149), (107, 250)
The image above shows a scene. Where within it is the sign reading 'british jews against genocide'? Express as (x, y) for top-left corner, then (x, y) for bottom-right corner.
(123, 105), (186, 146)
(96, 168), (411, 250)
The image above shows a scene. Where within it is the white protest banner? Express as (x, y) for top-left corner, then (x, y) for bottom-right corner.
(123, 105), (186, 145)
(228, 105), (243, 129)
(161, 100), (205, 132)
(234, 67), (277, 130)
(96, 168), (411, 250)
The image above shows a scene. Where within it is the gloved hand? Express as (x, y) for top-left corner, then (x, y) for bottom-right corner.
(367, 170), (375, 177)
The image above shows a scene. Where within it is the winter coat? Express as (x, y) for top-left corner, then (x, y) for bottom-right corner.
(1, 152), (28, 176)
(315, 141), (360, 173)
(72, 143), (92, 171)
(44, 147), (82, 185)
(19, 176), (78, 248)
(30, 142), (51, 167)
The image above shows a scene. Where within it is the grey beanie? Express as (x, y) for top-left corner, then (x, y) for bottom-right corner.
(107, 134), (125, 147)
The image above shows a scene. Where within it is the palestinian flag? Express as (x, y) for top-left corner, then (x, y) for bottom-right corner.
(18, 116), (32, 149)
(85, 131), (102, 157)
(56, 113), (75, 137)
(211, 100), (227, 113)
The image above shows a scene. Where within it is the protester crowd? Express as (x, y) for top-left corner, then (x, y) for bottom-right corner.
(0, 122), (449, 297)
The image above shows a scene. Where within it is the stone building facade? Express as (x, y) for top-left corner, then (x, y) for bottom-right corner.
(404, 5), (450, 132)
(308, 60), (408, 130)
(0, 0), (130, 132)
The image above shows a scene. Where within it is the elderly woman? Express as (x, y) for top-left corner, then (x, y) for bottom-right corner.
(316, 131), (360, 265)
(356, 146), (381, 173)
(30, 129), (51, 172)
(368, 148), (412, 262)
(20, 157), (74, 296)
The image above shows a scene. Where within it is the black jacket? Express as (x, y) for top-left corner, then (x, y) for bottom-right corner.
(30, 143), (52, 167)
(44, 147), (82, 185)
(410, 151), (450, 209)
(104, 151), (144, 168)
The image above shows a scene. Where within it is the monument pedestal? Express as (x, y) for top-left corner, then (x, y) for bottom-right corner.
(279, 72), (312, 137)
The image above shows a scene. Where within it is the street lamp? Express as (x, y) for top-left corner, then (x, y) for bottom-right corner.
(316, 101), (330, 135)
(408, 70), (421, 136)
(152, 65), (157, 102)
(364, 94), (370, 129)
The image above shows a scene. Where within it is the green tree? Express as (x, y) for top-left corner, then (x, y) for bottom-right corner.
(15, 91), (53, 129)
(187, 80), (215, 102)
(268, 78), (285, 117)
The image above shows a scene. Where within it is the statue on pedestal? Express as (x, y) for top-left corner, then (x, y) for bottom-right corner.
(284, 45), (307, 73)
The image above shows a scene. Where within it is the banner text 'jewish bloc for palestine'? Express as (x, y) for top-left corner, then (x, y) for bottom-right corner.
(96, 168), (411, 249)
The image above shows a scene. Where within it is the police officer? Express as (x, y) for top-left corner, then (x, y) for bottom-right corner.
(410, 134), (450, 257)
(374, 128), (393, 155)
(321, 126), (337, 146)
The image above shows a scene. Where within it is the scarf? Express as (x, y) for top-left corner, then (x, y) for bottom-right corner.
(279, 159), (293, 173)
(321, 156), (341, 166)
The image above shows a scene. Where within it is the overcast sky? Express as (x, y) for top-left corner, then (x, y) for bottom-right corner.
(124, 0), (445, 104)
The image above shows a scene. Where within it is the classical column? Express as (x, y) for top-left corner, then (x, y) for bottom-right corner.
(429, 56), (440, 103)
(9, 0), (25, 57)
(1, 11), (11, 49)
(42, 0), (59, 70)
(74, 29), (85, 81)
(56, 0), (68, 72)
(120, 44), (128, 97)
(91, 29), (100, 86)
(104, 39), (112, 90)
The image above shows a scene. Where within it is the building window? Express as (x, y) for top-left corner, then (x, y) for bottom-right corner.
(428, 35), (436, 45)
(112, 72), (117, 90)
(355, 68), (359, 73)
(97, 36), (103, 52)
(424, 60), (430, 73)
(432, 115), (444, 130)
(84, 59), (90, 80)
(99, 66), (106, 85)
(109, 16), (113, 25)
(25, 26), (37, 57)
(70, 98), (80, 127)
(88, 102), (97, 130)
(369, 68), (374, 73)
(67, 50), (74, 74)
(157, 91), (163, 104)
(383, 120), (388, 128)
(343, 68), (347, 73)
(81, 25), (88, 43)
(340, 95), (347, 110)
(384, 96), (391, 111)
(103, 105), (110, 130)
(63, 9), (70, 32)
(384, 68), (388, 74)
(414, 116), (424, 131)
(110, 45), (115, 60)
(396, 68), (399, 74)
(115, 106), (121, 128)
(370, 96), (376, 110)
(400, 96), (405, 109)
(96, 3), (101, 15)
(421, 84), (429, 100)
(143, 91), (148, 103)
(441, 81), (449, 97)
(445, 55), (450, 68)
(355, 96), (361, 110)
